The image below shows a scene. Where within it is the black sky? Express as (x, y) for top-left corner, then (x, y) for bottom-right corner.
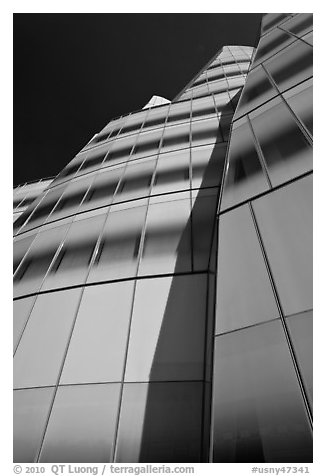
(13, 13), (262, 186)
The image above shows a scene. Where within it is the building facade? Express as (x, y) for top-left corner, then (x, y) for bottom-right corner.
(13, 13), (313, 463)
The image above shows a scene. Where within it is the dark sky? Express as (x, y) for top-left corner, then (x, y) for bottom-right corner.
(13, 13), (262, 186)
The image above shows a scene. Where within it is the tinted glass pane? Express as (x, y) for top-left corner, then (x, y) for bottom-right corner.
(14, 223), (70, 298)
(14, 387), (55, 463)
(13, 234), (36, 273)
(82, 167), (122, 211)
(212, 320), (312, 462)
(252, 175), (312, 316)
(115, 382), (203, 462)
(221, 118), (269, 211)
(138, 198), (191, 276)
(283, 79), (313, 135)
(191, 117), (223, 147)
(191, 96), (216, 119)
(253, 28), (295, 66)
(191, 143), (227, 189)
(234, 66), (277, 120)
(125, 275), (207, 382)
(131, 130), (162, 159)
(40, 383), (120, 463)
(161, 124), (190, 152)
(114, 159), (155, 202)
(264, 40), (313, 93)
(61, 281), (134, 384)
(87, 205), (147, 282)
(41, 213), (107, 290)
(216, 204), (279, 334)
(13, 296), (35, 350)
(250, 97), (312, 186)
(14, 288), (82, 388)
(286, 310), (313, 409)
(167, 102), (191, 124)
(153, 149), (190, 194)
(281, 13), (313, 38)
(261, 13), (290, 34)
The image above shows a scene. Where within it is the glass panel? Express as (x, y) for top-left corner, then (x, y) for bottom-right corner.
(191, 117), (222, 147)
(14, 223), (70, 298)
(13, 233), (36, 273)
(125, 274), (207, 382)
(283, 78), (313, 135)
(216, 204), (279, 334)
(120, 111), (147, 135)
(161, 123), (190, 152)
(87, 205), (147, 282)
(14, 288), (82, 388)
(39, 383), (120, 463)
(252, 175), (312, 316)
(167, 102), (191, 124)
(207, 79), (229, 94)
(250, 96), (312, 186)
(212, 320), (312, 462)
(13, 296), (35, 350)
(105, 134), (137, 165)
(282, 13), (313, 38)
(81, 166), (122, 211)
(234, 66), (277, 120)
(221, 117), (269, 211)
(131, 129), (163, 159)
(41, 213), (107, 291)
(192, 192), (219, 271)
(191, 143), (227, 189)
(114, 158), (155, 202)
(191, 96), (216, 119)
(78, 145), (109, 173)
(207, 68), (226, 82)
(264, 40), (313, 93)
(253, 28), (295, 66)
(302, 31), (313, 46)
(286, 310), (313, 409)
(115, 382), (203, 462)
(61, 281), (134, 384)
(138, 198), (191, 276)
(261, 13), (292, 35)
(213, 92), (234, 114)
(152, 149), (190, 195)
(14, 387), (55, 463)
(47, 176), (92, 222)
(190, 83), (209, 99)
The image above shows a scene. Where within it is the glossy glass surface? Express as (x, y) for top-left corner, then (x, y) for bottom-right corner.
(114, 158), (155, 202)
(138, 198), (191, 276)
(191, 117), (222, 147)
(153, 149), (190, 194)
(216, 204), (279, 334)
(221, 118), (269, 211)
(125, 274), (207, 382)
(61, 281), (134, 384)
(191, 143), (226, 189)
(87, 205), (147, 282)
(264, 40), (313, 93)
(13, 296), (36, 350)
(283, 78), (313, 134)
(14, 288), (82, 388)
(212, 320), (312, 462)
(161, 123), (190, 152)
(250, 96), (312, 186)
(14, 387), (55, 462)
(40, 383), (120, 462)
(115, 382), (203, 462)
(252, 175), (312, 316)
(253, 28), (295, 67)
(281, 13), (313, 38)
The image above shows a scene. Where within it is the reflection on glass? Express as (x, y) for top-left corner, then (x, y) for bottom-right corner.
(61, 281), (134, 384)
(13, 296), (35, 350)
(252, 175), (312, 316)
(283, 79), (312, 135)
(14, 234), (37, 273)
(115, 382), (203, 462)
(261, 13), (291, 35)
(191, 143), (227, 189)
(253, 28), (295, 66)
(138, 198), (191, 276)
(191, 118), (222, 147)
(212, 320), (312, 462)
(153, 149), (190, 194)
(221, 118), (269, 211)
(82, 167), (122, 211)
(42, 213), (107, 290)
(264, 40), (313, 93)
(88, 205), (147, 282)
(234, 66), (277, 120)
(40, 384), (120, 462)
(114, 159), (155, 202)
(125, 275), (207, 382)
(286, 310), (313, 409)
(14, 223), (70, 298)
(167, 102), (191, 124)
(250, 96), (312, 186)
(143, 105), (169, 130)
(161, 124), (190, 152)
(14, 288), (82, 388)
(14, 387), (55, 463)
(282, 13), (313, 38)
(191, 96), (216, 119)
(131, 129), (162, 159)
(216, 204), (279, 334)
